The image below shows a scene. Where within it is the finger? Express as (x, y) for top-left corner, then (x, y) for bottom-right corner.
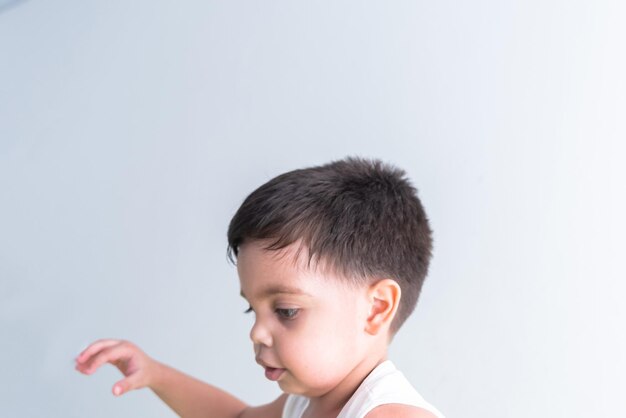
(76, 339), (121, 361)
(112, 372), (143, 397)
(76, 339), (121, 363)
(81, 344), (134, 374)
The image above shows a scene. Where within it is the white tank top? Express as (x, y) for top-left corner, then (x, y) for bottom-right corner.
(281, 360), (445, 418)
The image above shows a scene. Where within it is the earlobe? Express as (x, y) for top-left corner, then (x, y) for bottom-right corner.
(364, 279), (401, 336)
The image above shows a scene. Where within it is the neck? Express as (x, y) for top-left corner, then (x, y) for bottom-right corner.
(303, 350), (388, 418)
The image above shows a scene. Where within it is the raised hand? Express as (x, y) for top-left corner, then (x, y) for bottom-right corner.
(75, 339), (160, 396)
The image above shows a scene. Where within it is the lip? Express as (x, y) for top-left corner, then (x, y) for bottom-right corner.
(256, 358), (285, 381)
(264, 366), (285, 381)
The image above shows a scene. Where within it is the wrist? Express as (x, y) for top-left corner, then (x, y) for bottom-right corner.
(148, 359), (168, 392)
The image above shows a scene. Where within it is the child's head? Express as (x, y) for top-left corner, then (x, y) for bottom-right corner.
(228, 156), (433, 334)
(227, 157), (433, 396)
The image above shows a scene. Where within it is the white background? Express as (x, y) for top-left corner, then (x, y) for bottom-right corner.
(1, 1), (625, 417)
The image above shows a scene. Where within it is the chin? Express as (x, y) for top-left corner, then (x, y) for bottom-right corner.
(277, 379), (306, 395)
(278, 380), (330, 398)
(277, 380), (294, 392)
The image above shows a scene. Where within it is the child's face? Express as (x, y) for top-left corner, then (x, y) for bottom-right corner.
(237, 241), (372, 397)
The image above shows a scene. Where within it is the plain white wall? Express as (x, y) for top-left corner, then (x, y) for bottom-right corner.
(1, 1), (625, 417)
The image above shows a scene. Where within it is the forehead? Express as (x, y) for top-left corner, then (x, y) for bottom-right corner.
(236, 241), (348, 299)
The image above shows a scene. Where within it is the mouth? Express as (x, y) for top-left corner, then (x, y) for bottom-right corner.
(264, 366), (286, 381)
(255, 357), (286, 381)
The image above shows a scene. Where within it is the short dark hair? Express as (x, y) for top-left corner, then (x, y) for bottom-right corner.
(227, 156), (433, 333)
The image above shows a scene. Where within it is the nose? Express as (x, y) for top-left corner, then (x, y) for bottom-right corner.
(249, 317), (273, 348)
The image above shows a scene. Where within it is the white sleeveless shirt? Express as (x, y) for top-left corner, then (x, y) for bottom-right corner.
(281, 360), (445, 418)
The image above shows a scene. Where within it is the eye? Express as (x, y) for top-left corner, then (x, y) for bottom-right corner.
(243, 305), (254, 314)
(276, 308), (299, 320)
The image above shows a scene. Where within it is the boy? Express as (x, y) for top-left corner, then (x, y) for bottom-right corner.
(75, 157), (445, 418)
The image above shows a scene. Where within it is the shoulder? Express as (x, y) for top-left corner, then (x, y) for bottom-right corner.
(365, 404), (438, 418)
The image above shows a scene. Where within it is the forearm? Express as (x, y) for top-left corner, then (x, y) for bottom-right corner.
(149, 360), (248, 418)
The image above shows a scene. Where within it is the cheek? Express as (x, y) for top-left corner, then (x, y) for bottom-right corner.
(299, 328), (362, 391)
(283, 308), (361, 368)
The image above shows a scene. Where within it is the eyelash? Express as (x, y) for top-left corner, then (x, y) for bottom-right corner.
(243, 305), (300, 320)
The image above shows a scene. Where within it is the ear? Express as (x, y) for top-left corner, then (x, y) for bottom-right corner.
(364, 279), (401, 336)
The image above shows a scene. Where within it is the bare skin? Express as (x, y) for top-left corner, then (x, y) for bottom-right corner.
(75, 339), (435, 418)
(75, 242), (437, 418)
(74, 338), (286, 418)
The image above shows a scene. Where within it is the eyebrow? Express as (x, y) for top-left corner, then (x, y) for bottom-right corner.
(240, 285), (313, 300)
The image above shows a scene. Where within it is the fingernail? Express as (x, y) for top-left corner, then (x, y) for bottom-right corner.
(114, 386), (122, 396)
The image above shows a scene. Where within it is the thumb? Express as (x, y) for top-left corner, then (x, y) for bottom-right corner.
(112, 373), (142, 397)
